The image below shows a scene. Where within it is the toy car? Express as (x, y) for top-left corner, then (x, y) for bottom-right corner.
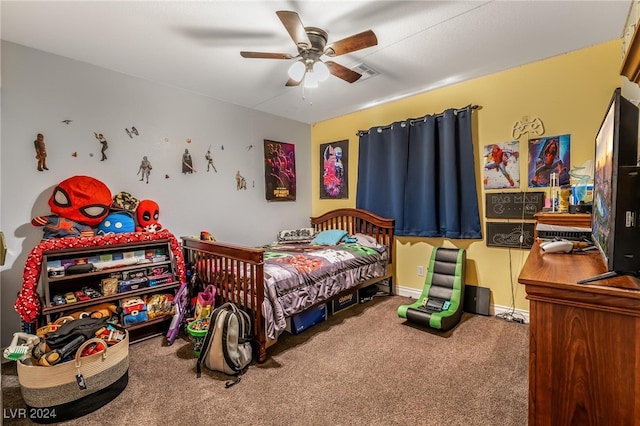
(64, 292), (77, 304)
(74, 290), (90, 301)
(52, 294), (66, 305)
(82, 287), (102, 299)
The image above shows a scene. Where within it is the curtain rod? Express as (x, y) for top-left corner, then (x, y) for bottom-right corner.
(356, 104), (480, 136)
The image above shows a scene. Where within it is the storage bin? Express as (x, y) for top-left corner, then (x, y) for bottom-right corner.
(332, 290), (357, 313)
(285, 304), (327, 334)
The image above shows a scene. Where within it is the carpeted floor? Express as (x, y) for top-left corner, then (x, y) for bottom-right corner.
(2, 296), (529, 425)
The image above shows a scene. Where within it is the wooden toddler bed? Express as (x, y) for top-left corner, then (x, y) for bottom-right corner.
(181, 208), (394, 362)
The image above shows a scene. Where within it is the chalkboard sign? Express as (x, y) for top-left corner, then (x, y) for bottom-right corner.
(485, 192), (545, 219)
(486, 222), (535, 249)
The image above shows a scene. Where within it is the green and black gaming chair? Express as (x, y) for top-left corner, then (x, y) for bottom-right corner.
(397, 247), (466, 331)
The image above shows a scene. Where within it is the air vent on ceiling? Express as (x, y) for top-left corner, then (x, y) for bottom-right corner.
(351, 63), (379, 82)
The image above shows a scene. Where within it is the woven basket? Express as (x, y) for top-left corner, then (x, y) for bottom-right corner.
(17, 331), (129, 424)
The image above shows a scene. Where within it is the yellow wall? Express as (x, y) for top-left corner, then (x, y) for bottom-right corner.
(311, 40), (623, 311)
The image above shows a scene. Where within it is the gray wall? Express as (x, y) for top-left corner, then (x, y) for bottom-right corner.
(0, 41), (311, 346)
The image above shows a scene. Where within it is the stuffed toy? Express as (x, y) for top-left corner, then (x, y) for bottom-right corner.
(32, 176), (112, 240)
(97, 211), (135, 235)
(121, 297), (148, 326)
(48, 175), (112, 227)
(136, 199), (162, 232)
(200, 231), (216, 241)
(31, 215), (94, 240)
(112, 191), (139, 212)
(65, 303), (120, 323)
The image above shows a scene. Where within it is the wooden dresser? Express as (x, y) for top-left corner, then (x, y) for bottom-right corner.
(518, 242), (640, 425)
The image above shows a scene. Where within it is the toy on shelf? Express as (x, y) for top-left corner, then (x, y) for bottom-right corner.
(47, 175), (112, 227)
(31, 175), (112, 240)
(121, 297), (148, 326)
(112, 191), (140, 212)
(97, 211), (135, 235)
(136, 199), (162, 232)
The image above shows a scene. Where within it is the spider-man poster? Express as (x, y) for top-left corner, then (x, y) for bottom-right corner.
(483, 141), (520, 189)
(264, 140), (296, 201)
(320, 140), (348, 199)
(528, 134), (571, 188)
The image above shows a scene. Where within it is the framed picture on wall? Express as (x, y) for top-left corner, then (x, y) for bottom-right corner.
(528, 134), (571, 188)
(483, 141), (520, 189)
(264, 140), (296, 201)
(320, 140), (348, 199)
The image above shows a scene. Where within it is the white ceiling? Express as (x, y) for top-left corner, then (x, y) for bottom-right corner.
(1, 1), (632, 124)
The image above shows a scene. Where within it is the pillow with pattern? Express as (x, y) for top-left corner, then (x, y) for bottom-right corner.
(277, 227), (316, 244)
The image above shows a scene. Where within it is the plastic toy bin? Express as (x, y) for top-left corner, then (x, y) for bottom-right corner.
(186, 319), (209, 356)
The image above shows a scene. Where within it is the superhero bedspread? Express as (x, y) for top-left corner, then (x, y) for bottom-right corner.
(263, 235), (388, 339)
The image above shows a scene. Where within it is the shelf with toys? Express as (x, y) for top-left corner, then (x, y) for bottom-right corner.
(13, 175), (188, 344)
(38, 236), (184, 342)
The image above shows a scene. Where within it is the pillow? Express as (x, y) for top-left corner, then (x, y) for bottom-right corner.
(277, 227), (316, 244)
(310, 229), (348, 246)
(352, 233), (379, 248)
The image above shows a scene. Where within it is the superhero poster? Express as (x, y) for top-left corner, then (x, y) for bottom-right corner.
(320, 140), (348, 199)
(483, 141), (520, 189)
(264, 140), (296, 201)
(528, 134), (571, 188)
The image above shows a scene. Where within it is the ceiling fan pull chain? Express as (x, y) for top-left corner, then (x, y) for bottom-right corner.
(301, 85), (313, 106)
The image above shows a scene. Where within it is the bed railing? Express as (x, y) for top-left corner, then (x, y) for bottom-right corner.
(181, 237), (268, 361)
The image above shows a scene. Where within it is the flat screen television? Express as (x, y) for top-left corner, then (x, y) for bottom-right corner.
(579, 88), (640, 284)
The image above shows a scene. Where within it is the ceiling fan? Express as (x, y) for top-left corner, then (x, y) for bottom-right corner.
(240, 11), (378, 87)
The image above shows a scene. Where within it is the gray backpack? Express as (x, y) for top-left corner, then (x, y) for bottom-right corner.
(196, 302), (253, 387)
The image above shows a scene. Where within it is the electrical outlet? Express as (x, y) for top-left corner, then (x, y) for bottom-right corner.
(417, 265), (424, 276)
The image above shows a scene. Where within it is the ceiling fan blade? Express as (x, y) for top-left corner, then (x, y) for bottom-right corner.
(240, 51), (294, 59)
(325, 61), (362, 83)
(285, 78), (302, 87)
(276, 10), (311, 49)
(324, 30), (378, 57)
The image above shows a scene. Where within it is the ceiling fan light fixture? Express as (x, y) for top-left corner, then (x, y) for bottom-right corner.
(313, 60), (330, 82)
(304, 71), (319, 88)
(288, 60), (306, 82)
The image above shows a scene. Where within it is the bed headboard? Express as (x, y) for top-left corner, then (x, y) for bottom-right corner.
(310, 208), (394, 262)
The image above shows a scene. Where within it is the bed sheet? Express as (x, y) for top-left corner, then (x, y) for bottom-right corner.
(262, 236), (388, 339)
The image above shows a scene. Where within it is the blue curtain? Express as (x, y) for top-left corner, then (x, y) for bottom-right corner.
(356, 106), (481, 239)
(356, 121), (409, 232)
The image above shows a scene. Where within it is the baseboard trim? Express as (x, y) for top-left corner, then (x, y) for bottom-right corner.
(394, 285), (530, 324)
